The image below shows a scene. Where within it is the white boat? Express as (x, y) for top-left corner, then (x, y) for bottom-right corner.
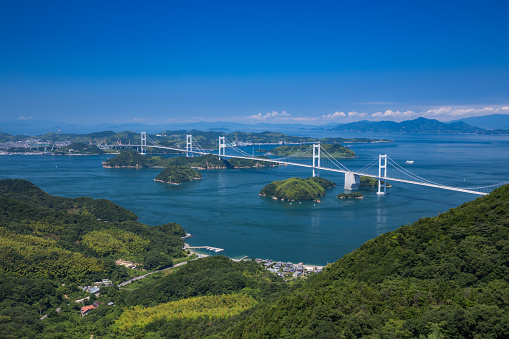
(405, 160), (414, 164)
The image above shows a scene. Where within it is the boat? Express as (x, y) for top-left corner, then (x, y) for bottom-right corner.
(405, 160), (414, 164)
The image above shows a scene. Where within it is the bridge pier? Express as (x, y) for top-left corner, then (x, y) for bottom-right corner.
(344, 172), (360, 190)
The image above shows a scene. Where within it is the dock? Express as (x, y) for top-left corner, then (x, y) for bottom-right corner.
(184, 243), (224, 253)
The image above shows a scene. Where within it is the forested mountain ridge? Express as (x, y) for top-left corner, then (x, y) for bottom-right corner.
(331, 117), (509, 134)
(225, 184), (509, 338)
(0, 179), (186, 282)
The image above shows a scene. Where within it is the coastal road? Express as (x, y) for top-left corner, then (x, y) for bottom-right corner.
(117, 254), (206, 287)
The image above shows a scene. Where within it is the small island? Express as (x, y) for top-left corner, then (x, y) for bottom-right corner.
(270, 144), (355, 158)
(337, 192), (364, 199)
(260, 177), (336, 202)
(155, 165), (202, 185)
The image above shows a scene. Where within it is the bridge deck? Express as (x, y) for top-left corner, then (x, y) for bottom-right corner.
(137, 144), (488, 196)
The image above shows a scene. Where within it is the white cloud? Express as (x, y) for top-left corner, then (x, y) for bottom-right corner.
(322, 111), (368, 121)
(371, 110), (417, 120)
(243, 105), (509, 125)
(365, 106), (509, 122)
(321, 111), (346, 119)
(18, 116), (33, 120)
(421, 106), (509, 121)
(347, 111), (368, 118)
(249, 110), (292, 120)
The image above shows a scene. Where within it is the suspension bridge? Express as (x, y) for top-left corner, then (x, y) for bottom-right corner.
(110, 132), (508, 196)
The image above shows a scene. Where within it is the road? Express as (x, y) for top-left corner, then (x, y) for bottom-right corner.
(117, 254), (206, 287)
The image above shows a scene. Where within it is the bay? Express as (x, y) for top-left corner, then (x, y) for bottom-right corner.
(1, 132), (508, 265)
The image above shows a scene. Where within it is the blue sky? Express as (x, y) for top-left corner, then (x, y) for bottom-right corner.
(1, 0), (509, 128)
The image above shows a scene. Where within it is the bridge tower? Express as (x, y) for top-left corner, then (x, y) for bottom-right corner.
(218, 136), (226, 159)
(312, 144), (320, 177)
(378, 154), (387, 195)
(186, 134), (193, 157)
(140, 132), (147, 155)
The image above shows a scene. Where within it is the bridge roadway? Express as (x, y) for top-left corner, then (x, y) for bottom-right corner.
(142, 144), (487, 196)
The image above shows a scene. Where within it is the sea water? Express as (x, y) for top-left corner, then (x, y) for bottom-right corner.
(1, 132), (508, 265)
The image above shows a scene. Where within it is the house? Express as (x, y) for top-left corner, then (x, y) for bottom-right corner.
(102, 279), (112, 286)
(81, 301), (103, 316)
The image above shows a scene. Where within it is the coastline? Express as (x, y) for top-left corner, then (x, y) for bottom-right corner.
(183, 236), (324, 273)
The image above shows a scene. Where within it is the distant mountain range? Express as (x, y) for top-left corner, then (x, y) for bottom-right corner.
(329, 117), (509, 134)
(2, 114), (509, 136)
(455, 114), (509, 130)
(0, 120), (319, 135)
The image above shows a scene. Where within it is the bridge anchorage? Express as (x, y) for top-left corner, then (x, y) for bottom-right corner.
(138, 132), (506, 196)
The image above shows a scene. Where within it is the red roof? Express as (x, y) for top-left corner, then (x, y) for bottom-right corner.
(81, 305), (96, 313)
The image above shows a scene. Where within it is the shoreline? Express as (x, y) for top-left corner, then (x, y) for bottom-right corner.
(183, 237), (325, 272)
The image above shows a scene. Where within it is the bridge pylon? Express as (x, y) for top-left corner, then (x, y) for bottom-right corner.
(378, 154), (387, 195)
(186, 134), (193, 157)
(312, 144), (320, 177)
(140, 132), (147, 155)
(218, 136), (226, 160)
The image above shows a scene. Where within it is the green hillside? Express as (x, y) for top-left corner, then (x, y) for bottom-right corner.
(2, 177), (509, 338)
(226, 185), (509, 338)
(0, 179), (186, 282)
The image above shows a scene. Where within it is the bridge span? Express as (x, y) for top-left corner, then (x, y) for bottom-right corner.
(111, 132), (505, 196)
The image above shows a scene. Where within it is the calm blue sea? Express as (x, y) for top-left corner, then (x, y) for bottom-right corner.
(1, 132), (509, 265)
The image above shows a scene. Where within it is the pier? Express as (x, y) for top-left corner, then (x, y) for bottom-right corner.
(184, 243), (224, 253)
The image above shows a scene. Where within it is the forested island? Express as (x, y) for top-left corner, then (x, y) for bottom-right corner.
(155, 165), (202, 185)
(260, 177), (336, 201)
(270, 143), (356, 158)
(2, 177), (509, 337)
(104, 151), (279, 185)
(103, 150), (276, 170)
